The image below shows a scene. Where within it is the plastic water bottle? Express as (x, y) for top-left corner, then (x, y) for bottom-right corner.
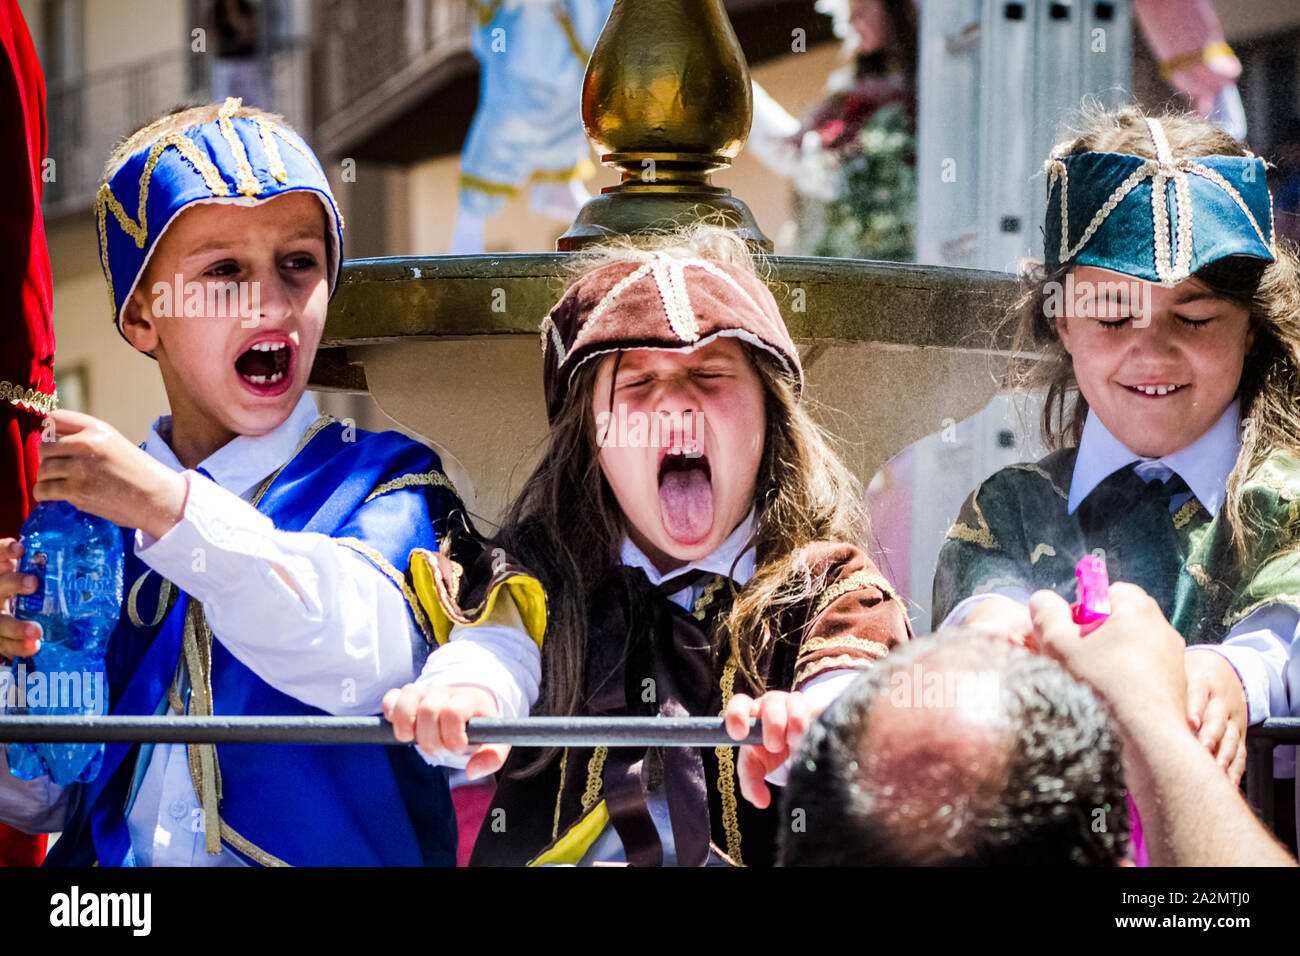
(6, 500), (123, 785)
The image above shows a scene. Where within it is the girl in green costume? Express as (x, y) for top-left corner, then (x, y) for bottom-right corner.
(933, 106), (1300, 793)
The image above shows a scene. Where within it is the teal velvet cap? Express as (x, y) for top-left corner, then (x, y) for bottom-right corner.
(95, 97), (344, 343)
(1043, 117), (1274, 286)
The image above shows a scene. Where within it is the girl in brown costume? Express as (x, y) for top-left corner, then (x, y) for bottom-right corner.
(385, 224), (911, 866)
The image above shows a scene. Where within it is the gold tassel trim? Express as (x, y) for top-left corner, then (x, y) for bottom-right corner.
(692, 574), (727, 621)
(553, 748), (569, 841)
(581, 746), (608, 815)
(126, 572), (175, 629)
(715, 657), (744, 866)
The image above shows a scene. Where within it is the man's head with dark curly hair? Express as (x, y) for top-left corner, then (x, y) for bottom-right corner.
(778, 628), (1130, 866)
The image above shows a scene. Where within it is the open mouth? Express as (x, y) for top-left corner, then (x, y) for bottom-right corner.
(1121, 382), (1188, 397)
(234, 339), (293, 395)
(658, 446), (713, 545)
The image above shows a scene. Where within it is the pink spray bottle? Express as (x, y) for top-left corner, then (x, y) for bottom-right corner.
(1071, 554), (1148, 866)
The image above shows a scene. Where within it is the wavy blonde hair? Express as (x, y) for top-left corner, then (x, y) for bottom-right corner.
(498, 222), (867, 774)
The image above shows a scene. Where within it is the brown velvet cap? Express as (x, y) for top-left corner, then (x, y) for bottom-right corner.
(541, 252), (803, 422)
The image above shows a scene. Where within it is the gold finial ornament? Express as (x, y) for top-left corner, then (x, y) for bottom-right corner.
(558, 0), (772, 251)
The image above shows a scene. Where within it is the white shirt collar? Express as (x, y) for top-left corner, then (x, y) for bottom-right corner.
(620, 510), (757, 590)
(143, 393), (322, 498)
(1066, 400), (1240, 517)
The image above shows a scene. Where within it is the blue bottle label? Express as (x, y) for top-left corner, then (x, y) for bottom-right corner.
(14, 550), (47, 617)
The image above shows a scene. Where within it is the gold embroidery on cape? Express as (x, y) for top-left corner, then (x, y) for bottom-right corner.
(715, 657), (744, 866)
(1008, 463), (1070, 501)
(363, 470), (459, 504)
(1187, 563), (1212, 587)
(693, 575), (727, 621)
(798, 634), (890, 659)
(796, 653), (868, 687)
(152, 413), (352, 867)
(1029, 543), (1056, 565)
(219, 823), (291, 867)
(554, 574), (737, 854)
(811, 570), (894, 618)
(946, 498), (998, 550)
(0, 381), (56, 415)
(1171, 498), (1202, 529)
(249, 414), (336, 505)
(248, 418), (434, 648)
(1248, 470), (1297, 503)
(1224, 593), (1300, 629)
(416, 549), (469, 637)
(151, 664), (280, 865)
(336, 536), (434, 646)
(166, 603), (233, 858)
(164, 603), (310, 866)
(444, 559), (465, 611)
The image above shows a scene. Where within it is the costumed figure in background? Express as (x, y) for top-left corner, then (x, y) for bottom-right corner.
(1134, 0), (1247, 141)
(208, 0), (272, 109)
(932, 106), (1300, 850)
(449, 0), (615, 254)
(0, 0), (56, 869)
(385, 223), (912, 866)
(749, 0), (917, 260)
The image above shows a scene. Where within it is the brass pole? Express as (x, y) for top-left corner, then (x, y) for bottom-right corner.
(558, 0), (771, 250)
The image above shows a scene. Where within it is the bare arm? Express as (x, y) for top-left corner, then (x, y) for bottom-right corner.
(1030, 584), (1295, 867)
(1119, 705), (1293, 866)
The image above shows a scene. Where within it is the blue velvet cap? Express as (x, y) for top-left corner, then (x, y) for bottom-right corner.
(1043, 117), (1274, 285)
(95, 97), (344, 342)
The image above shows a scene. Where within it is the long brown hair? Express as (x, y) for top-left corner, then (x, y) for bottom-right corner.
(497, 225), (867, 774)
(1005, 105), (1300, 562)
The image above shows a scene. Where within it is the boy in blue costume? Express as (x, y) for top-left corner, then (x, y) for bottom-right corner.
(0, 99), (539, 865)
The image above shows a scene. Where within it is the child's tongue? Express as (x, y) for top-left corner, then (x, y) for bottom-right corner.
(658, 465), (713, 543)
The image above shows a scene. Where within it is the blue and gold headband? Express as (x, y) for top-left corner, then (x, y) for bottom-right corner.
(95, 97), (344, 342)
(1044, 117), (1274, 285)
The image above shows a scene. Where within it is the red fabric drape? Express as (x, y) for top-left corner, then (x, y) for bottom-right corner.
(0, 0), (57, 868)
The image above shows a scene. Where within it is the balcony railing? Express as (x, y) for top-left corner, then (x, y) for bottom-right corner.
(42, 41), (310, 217)
(314, 0), (474, 157)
